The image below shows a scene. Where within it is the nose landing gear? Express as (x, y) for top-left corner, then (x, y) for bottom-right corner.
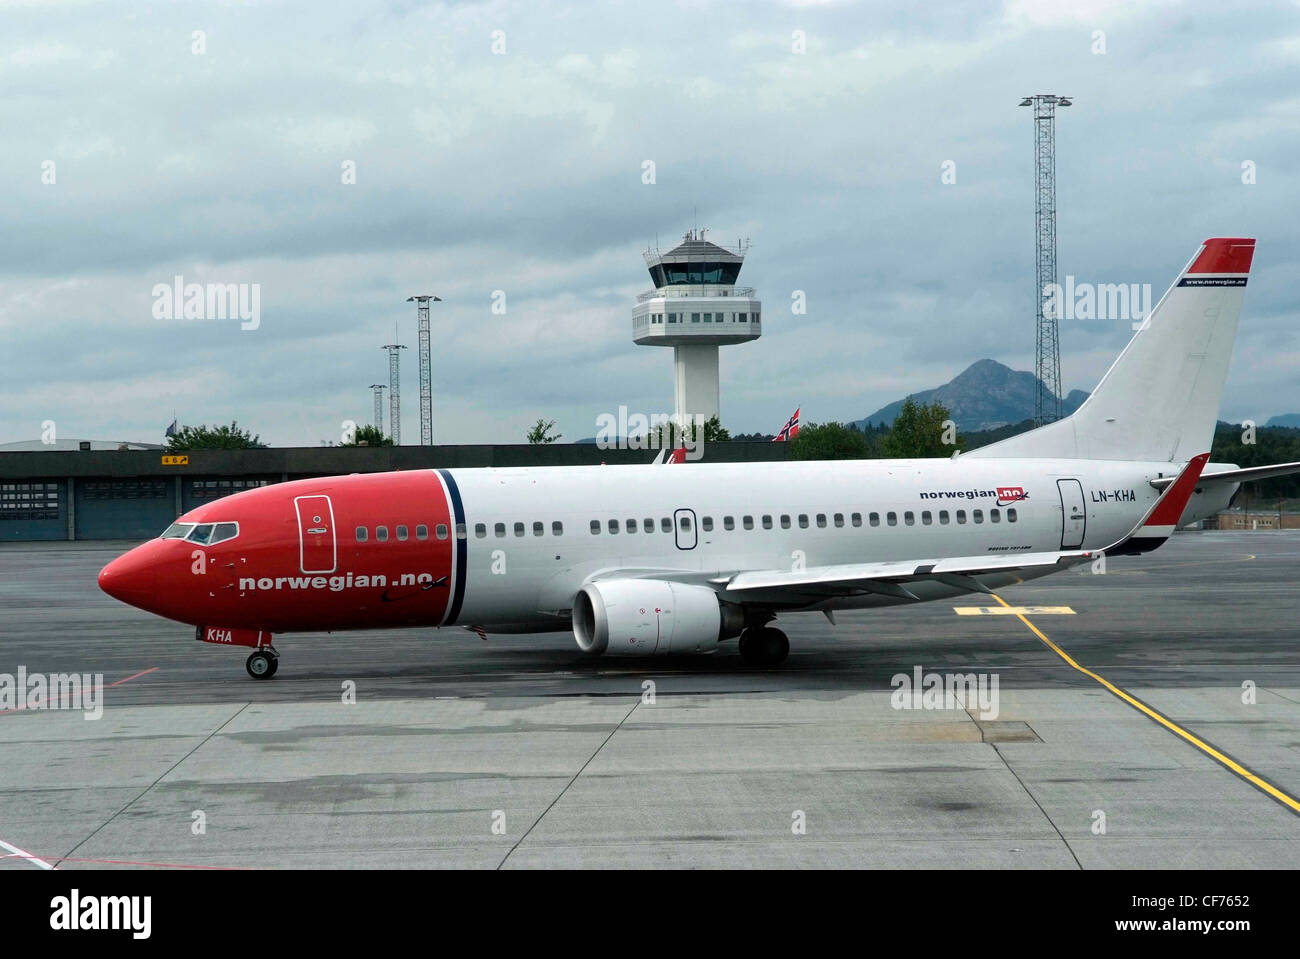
(245, 647), (279, 679)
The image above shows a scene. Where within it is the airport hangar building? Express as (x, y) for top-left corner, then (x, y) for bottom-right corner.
(0, 443), (790, 542)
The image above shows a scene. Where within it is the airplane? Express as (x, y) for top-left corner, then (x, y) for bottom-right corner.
(99, 237), (1300, 678)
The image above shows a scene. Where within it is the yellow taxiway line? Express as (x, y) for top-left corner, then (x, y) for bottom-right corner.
(989, 592), (1300, 817)
(955, 606), (1075, 615)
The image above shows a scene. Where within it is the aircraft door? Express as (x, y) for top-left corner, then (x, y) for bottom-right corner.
(674, 508), (697, 550)
(1057, 479), (1086, 549)
(295, 494), (337, 573)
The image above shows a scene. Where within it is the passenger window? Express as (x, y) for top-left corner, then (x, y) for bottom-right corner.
(475, 523), (487, 538)
(833, 514), (844, 528)
(513, 522), (525, 537)
(816, 514), (827, 528)
(455, 523), (466, 540)
(533, 521), (544, 536)
(798, 514), (809, 529)
(887, 512), (897, 526)
(435, 524), (449, 540)
(626, 518), (637, 533)
(376, 526), (389, 542)
(723, 516), (735, 531)
(608, 519), (619, 534)
(553, 521), (564, 535)
(1007, 508), (1018, 523)
(356, 526), (368, 542)
(679, 515), (692, 530)
(990, 509), (1001, 523)
(939, 510), (950, 524)
(851, 513), (861, 527)
(743, 516), (754, 530)
(921, 511), (932, 526)
(590, 520), (601, 534)
(661, 517), (672, 533)
(973, 510), (984, 524)
(780, 515), (791, 529)
(415, 524), (429, 541)
(904, 511), (915, 526)
(869, 512), (880, 527)
(643, 518), (654, 533)
(396, 525), (409, 541)
(762, 515), (773, 529)
(956, 510), (967, 524)
(494, 523), (506, 538)
(702, 516), (713, 532)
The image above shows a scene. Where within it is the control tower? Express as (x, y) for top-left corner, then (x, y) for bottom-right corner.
(634, 229), (761, 423)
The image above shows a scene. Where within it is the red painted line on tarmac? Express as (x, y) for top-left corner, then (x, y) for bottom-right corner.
(106, 666), (159, 688)
(48, 855), (246, 870)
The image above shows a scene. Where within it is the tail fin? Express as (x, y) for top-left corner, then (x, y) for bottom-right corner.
(968, 238), (1255, 462)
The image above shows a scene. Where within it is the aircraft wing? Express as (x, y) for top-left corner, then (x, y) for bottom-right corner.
(1150, 460), (1300, 489)
(708, 453), (1212, 602)
(714, 550), (1090, 600)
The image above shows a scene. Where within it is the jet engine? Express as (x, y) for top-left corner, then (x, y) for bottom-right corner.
(572, 579), (741, 656)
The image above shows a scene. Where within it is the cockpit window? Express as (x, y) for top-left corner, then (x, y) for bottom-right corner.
(161, 523), (194, 540)
(183, 522), (239, 546)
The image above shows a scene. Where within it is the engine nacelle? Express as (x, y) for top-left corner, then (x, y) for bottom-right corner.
(572, 579), (739, 656)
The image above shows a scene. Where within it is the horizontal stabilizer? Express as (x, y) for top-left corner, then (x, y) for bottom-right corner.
(1150, 459), (1300, 489)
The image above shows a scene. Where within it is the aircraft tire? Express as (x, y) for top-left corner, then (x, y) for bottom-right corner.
(246, 650), (276, 680)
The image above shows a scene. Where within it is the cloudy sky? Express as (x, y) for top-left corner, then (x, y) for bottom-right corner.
(2, 0), (1297, 446)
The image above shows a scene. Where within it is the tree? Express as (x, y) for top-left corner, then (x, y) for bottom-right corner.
(341, 425), (392, 447)
(702, 415), (730, 443)
(880, 397), (964, 457)
(526, 418), (562, 444)
(644, 415), (729, 448)
(790, 422), (872, 460)
(1212, 423), (1300, 504)
(165, 421), (266, 450)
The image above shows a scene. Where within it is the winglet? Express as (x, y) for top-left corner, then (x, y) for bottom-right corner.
(1107, 452), (1210, 555)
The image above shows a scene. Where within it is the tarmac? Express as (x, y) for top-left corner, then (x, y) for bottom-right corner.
(0, 531), (1296, 868)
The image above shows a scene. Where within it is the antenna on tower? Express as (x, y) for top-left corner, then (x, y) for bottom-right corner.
(1020, 94), (1073, 426)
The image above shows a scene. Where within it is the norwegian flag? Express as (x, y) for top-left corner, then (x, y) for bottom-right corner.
(772, 407), (800, 442)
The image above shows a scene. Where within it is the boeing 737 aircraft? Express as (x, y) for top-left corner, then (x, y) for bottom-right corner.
(100, 238), (1300, 677)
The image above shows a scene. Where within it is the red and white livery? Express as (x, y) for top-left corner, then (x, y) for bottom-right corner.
(100, 238), (1299, 676)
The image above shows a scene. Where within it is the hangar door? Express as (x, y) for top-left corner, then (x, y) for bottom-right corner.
(75, 479), (175, 541)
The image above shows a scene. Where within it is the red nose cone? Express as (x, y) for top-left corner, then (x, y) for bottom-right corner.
(98, 547), (158, 608)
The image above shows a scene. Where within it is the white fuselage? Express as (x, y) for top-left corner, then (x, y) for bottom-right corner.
(447, 458), (1233, 627)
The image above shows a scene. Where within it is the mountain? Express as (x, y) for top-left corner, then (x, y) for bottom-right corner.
(854, 359), (1088, 433)
(1265, 414), (1300, 429)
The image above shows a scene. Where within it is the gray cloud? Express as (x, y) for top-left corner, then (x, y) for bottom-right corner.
(1, 0), (1297, 446)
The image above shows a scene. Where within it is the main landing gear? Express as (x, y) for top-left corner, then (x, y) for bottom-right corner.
(245, 647), (279, 680)
(738, 626), (789, 666)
